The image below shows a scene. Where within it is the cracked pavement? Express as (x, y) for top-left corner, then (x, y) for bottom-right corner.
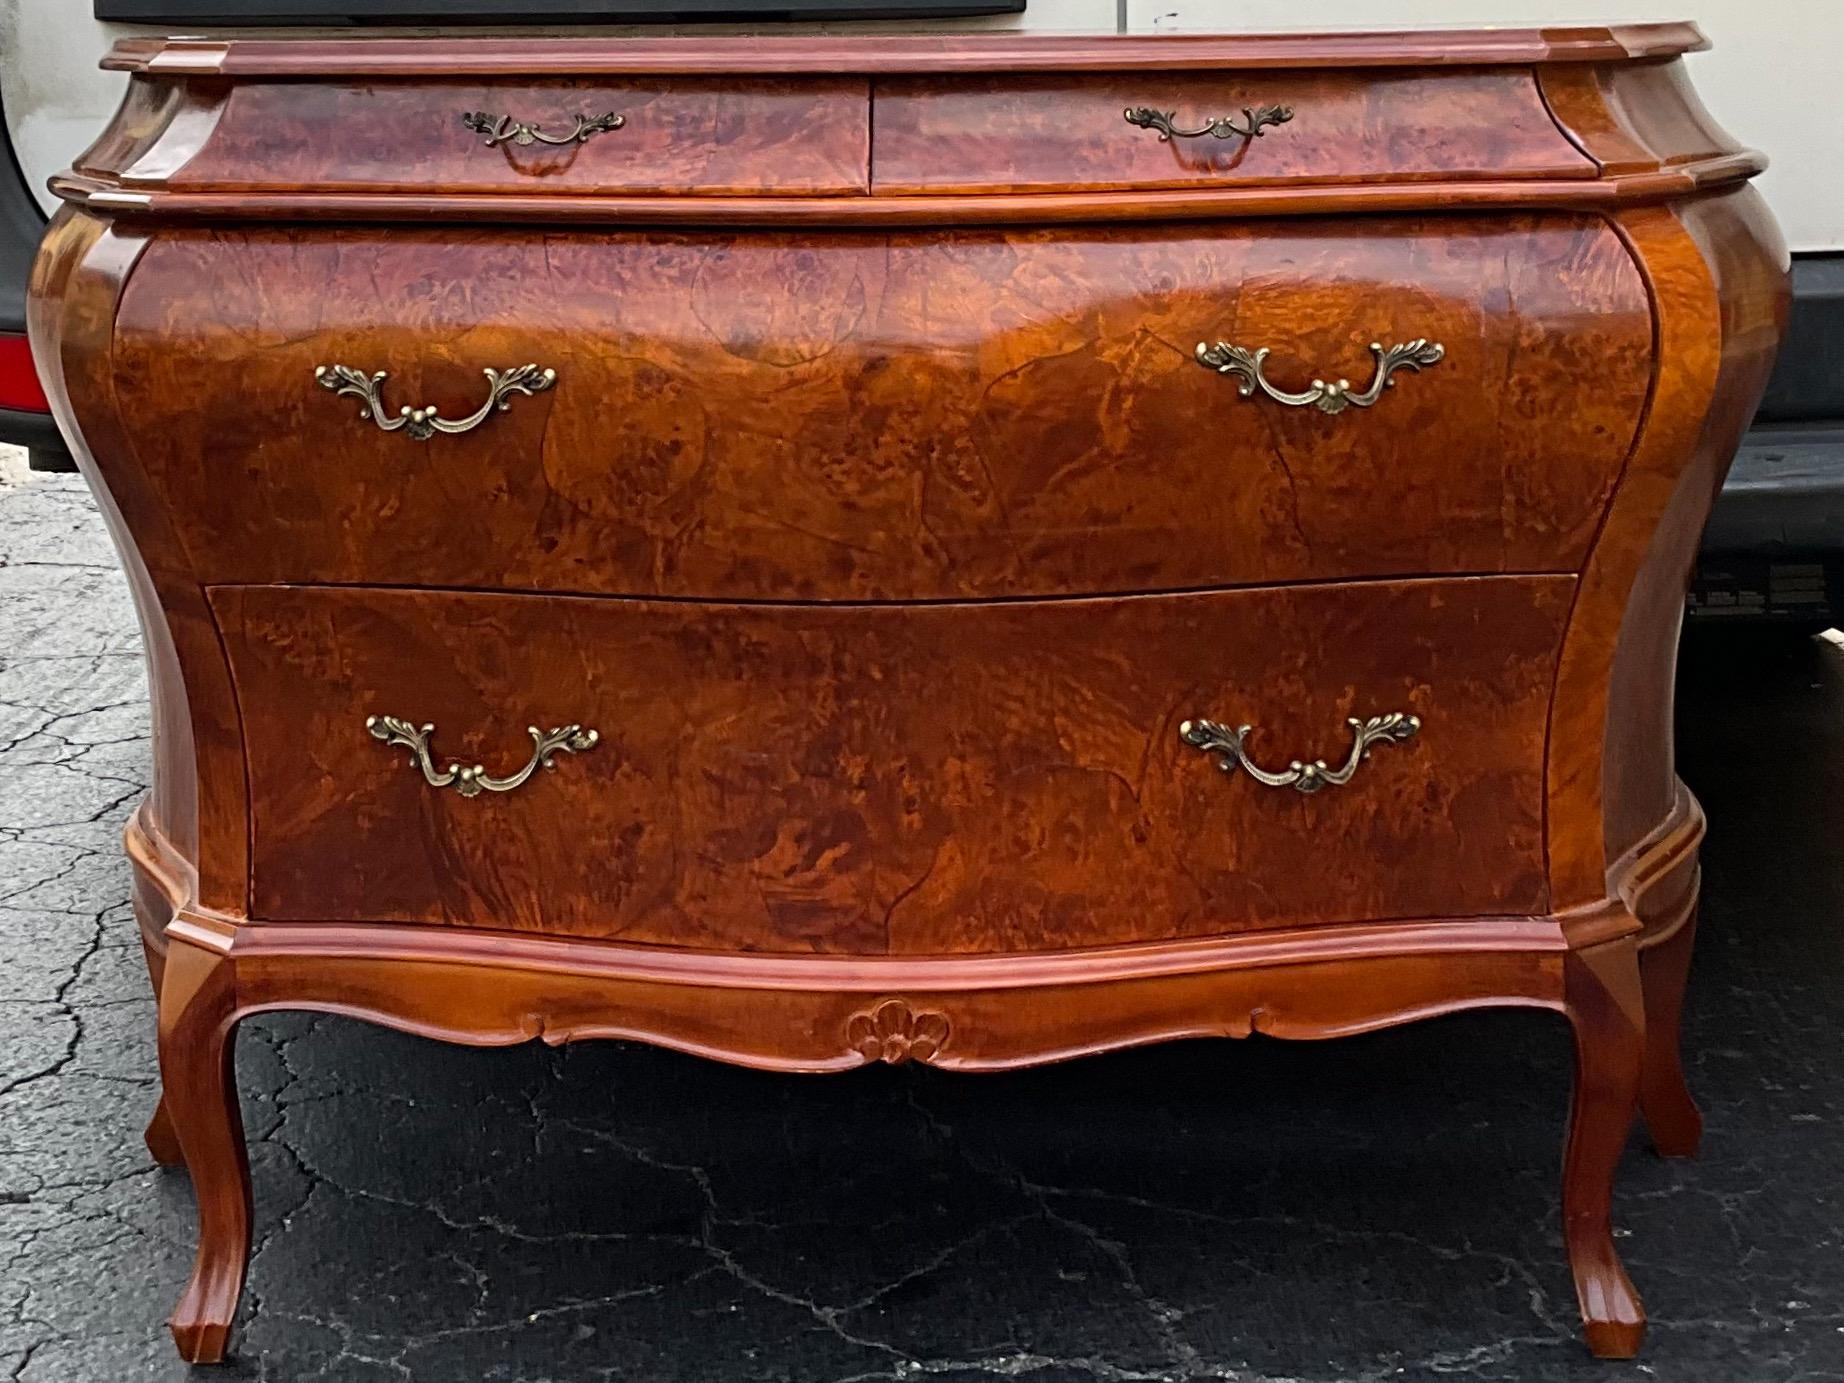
(1, 453), (1841, 1381)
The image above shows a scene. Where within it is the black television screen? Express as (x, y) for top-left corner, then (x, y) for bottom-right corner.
(97, 0), (1022, 19)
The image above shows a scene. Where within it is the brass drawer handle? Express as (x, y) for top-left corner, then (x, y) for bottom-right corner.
(460, 110), (624, 147)
(1124, 104), (1293, 142)
(314, 363), (556, 441)
(366, 715), (598, 799)
(1195, 338), (1443, 415)
(1179, 712), (1419, 794)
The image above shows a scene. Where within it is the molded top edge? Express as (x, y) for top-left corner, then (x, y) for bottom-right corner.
(102, 22), (1709, 77)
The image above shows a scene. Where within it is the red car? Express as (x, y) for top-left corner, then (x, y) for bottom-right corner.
(0, 83), (62, 471)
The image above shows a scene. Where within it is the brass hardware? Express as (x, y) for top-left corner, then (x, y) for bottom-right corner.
(366, 715), (598, 798)
(314, 363), (556, 441)
(1178, 712), (1420, 794)
(1123, 104), (1293, 142)
(460, 110), (624, 147)
(1194, 338), (1444, 415)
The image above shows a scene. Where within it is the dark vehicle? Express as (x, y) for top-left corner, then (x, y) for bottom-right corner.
(1689, 256), (1844, 629)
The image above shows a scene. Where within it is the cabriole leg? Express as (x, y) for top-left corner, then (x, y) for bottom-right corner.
(145, 1096), (184, 1168)
(1638, 909), (1704, 1158)
(1562, 938), (1647, 1359)
(138, 932), (184, 1167)
(157, 935), (251, 1365)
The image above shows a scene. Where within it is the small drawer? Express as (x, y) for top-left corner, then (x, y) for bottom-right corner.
(113, 213), (1652, 601)
(152, 77), (870, 195)
(871, 69), (1596, 194)
(214, 577), (1567, 953)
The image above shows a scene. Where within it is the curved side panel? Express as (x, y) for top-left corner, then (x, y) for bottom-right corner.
(69, 75), (228, 190)
(1539, 58), (1754, 176)
(26, 209), (249, 910)
(1546, 188), (1787, 909)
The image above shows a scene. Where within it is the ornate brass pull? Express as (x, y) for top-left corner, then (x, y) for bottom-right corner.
(366, 715), (598, 799)
(314, 363), (556, 441)
(1194, 338), (1443, 415)
(1179, 712), (1419, 794)
(460, 110), (624, 147)
(1124, 104), (1293, 142)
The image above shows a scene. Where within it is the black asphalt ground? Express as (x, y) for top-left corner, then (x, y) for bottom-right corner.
(3, 470), (1839, 1381)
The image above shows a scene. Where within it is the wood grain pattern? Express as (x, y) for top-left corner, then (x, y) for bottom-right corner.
(156, 934), (249, 1364)
(873, 70), (1595, 194)
(131, 789), (1706, 1066)
(212, 578), (1568, 949)
(69, 75), (205, 187)
(1638, 899), (1703, 1157)
(26, 211), (251, 909)
(113, 216), (1651, 600)
(1545, 188), (1787, 909)
(159, 77), (870, 196)
(26, 29), (1789, 1365)
(129, 788), (1701, 1362)
(1561, 936), (1648, 1358)
(1539, 59), (1746, 177)
(101, 25), (1712, 77)
(1598, 191), (1788, 871)
(52, 163), (1770, 228)
(61, 34), (1765, 228)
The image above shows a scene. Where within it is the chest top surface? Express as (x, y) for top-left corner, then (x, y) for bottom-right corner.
(104, 23), (1709, 73)
(58, 22), (1755, 224)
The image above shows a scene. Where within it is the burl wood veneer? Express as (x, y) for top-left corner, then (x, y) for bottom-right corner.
(28, 24), (1786, 1365)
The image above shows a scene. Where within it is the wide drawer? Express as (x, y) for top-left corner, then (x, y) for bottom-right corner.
(116, 215), (1651, 600)
(136, 77), (870, 195)
(871, 69), (1596, 194)
(213, 578), (1568, 952)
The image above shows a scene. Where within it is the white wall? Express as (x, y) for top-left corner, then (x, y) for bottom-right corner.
(0, 0), (129, 214)
(2, 0), (1839, 249)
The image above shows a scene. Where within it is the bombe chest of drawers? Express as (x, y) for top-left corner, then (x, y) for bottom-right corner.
(29, 23), (1785, 1364)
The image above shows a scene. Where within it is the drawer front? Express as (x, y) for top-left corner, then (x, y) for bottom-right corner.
(158, 78), (869, 195)
(116, 216), (1651, 600)
(872, 69), (1596, 194)
(215, 578), (1568, 953)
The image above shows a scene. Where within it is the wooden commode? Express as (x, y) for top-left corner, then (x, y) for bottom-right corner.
(27, 24), (1787, 1364)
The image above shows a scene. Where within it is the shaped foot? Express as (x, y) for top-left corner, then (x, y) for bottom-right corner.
(145, 1095), (184, 1167)
(158, 938), (251, 1365)
(1563, 940), (1649, 1358)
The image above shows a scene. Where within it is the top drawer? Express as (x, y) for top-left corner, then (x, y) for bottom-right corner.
(872, 69), (1596, 194)
(145, 78), (871, 196)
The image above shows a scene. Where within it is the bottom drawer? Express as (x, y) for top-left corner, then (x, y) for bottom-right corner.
(212, 579), (1569, 952)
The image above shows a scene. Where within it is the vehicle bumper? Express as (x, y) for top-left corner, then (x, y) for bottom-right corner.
(1692, 423), (1844, 627)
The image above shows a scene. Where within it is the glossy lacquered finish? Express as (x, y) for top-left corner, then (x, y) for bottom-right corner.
(28, 24), (1787, 1369)
(872, 69), (1595, 193)
(57, 26), (1761, 226)
(214, 578), (1566, 945)
(143, 77), (872, 195)
(112, 215), (1651, 599)
(101, 25), (1713, 76)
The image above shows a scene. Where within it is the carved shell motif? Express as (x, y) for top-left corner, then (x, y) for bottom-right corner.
(847, 999), (950, 1066)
